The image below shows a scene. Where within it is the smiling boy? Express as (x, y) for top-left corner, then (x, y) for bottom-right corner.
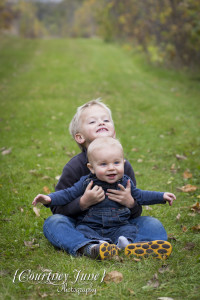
(33, 137), (175, 260)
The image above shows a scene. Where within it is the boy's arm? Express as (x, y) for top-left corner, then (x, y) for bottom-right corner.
(124, 160), (142, 218)
(130, 183), (169, 205)
(51, 152), (90, 216)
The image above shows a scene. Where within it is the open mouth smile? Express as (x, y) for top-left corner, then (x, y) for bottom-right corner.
(96, 128), (108, 133)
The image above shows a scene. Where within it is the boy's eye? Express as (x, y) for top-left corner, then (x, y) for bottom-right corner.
(89, 121), (95, 124)
(100, 163), (107, 166)
(104, 119), (109, 122)
(114, 161), (120, 165)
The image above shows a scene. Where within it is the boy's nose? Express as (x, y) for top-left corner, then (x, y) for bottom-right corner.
(108, 163), (115, 170)
(98, 120), (105, 125)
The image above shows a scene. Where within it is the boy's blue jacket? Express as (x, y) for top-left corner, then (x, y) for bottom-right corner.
(48, 173), (165, 208)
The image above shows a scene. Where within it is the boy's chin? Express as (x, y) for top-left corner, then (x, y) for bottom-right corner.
(97, 132), (115, 138)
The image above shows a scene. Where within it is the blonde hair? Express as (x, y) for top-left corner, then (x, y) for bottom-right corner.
(69, 98), (114, 150)
(87, 137), (123, 164)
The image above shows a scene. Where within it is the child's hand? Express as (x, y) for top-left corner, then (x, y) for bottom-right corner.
(80, 181), (105, 210)
(106, 179), (135, 208)
(163, 192), (176, 206)
(32, 194), (51, 206)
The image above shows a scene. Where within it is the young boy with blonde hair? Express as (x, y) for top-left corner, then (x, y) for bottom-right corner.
(34, 99), (176, 260)
(33, 137), (175, 260)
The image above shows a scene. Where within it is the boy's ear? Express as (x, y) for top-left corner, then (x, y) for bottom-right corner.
(87, 163), (95, 174)
(75, 133), (85, 145)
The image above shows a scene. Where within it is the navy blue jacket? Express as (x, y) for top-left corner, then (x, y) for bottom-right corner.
(49, 174), (165, 208)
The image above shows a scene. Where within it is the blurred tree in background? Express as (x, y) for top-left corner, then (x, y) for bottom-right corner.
(1, 0), (200, 68)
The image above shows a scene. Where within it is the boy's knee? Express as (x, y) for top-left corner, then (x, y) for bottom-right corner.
(43, 214), (75, 228)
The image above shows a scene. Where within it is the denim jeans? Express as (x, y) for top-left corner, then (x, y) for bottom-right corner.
(76, 207), (138, 244)
(43, 214), (167, 256)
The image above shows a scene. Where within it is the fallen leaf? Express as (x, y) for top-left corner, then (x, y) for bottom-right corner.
(43, 186), (51, 194)
(128, 288), (135, 295)
(132, 257), (141, 262)
(112, 255), (124, 262)
(177, 184), (197, 193)
(191, 224), (200, 232)
(143, 273), (159, 289)
(191, 202), (200, 213)
(176, 213), (181, 221)
(167, 234), (177, 241)
(181, 225), (187, 232)
(188, 213), (196, 217)
(1, 148), (12, 155)
(29, 169), (37, 174)
(183, 170), (192, 179)
(176, 154), (187, 160)
(137, 159), (143, 163)
(41, 176), (51, 180)
(152, 165), (159, 170)
(24, 239), (39, 249)
(38, 292), (48, 298)
(170, 163), (177, 174)
(158, 265), (170, 273)
(103, 271), (123, 284)
(131, 148), (139, 152)
(33, 207), (40, 217)
(55, 175), (61, 181)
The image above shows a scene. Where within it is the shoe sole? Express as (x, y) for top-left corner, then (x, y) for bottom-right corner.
(124, 240), (172, 259)
(91, 242), (119, 260)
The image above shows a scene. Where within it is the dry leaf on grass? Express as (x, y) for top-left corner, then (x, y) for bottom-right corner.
(43, 186), (51, 194)
(103, 271), (123, 283)
(181, 225), (187, 232)
(41, 176), (51, 180)
(177, 184), (197, 193)
(1, 148), (12, 155)
(183, 170), (192, 179)
(143, 273), (159, 289)
(191, 202), (200, 213)
(176, 213), (181, 220)
(176, 154), (187, 160)
(191, 224), (200, 232)
(158, 265), (170, 273)
(33, 207), (40, 217)
(24, 239), (39, 249)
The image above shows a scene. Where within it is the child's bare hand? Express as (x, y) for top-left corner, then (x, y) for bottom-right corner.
(80, 181), (105, 210)
(32, 194), (51, 206)
(106, 179), (135, 208)
(163, 192), (176, 206)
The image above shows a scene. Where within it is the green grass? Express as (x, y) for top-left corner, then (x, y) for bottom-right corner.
(0, 35), (200, 300)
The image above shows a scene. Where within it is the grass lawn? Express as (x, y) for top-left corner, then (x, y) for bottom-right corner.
(0, 36), (200, 300)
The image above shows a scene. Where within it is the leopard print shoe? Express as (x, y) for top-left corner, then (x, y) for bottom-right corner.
(124, 240), (172, 259)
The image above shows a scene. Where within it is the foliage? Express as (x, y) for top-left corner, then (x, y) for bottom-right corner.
(1, 0), (200, 67)
(96, 0), (200, 67)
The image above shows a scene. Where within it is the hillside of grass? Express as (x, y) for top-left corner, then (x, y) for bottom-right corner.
(0, 36), (199, 300)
